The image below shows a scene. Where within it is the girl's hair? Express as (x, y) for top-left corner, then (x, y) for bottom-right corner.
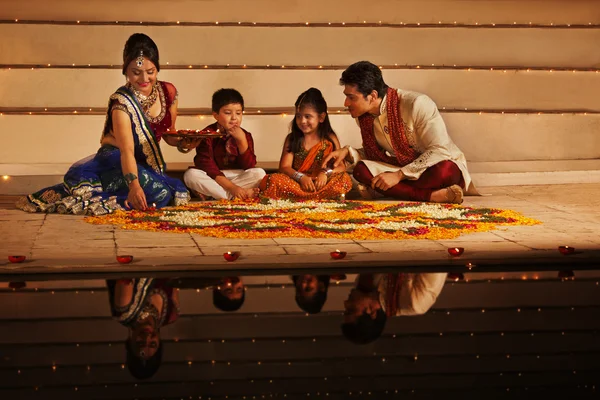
(287, 88), (336, 154)
(122, 33), (160, 75)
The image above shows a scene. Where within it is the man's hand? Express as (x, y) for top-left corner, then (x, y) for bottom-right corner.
(321, 147), (349, 169)
(371, 171), (404, 191)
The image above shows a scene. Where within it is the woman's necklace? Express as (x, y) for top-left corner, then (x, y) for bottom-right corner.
(136, 303), (160, 323)
(128, 83), (158, 116)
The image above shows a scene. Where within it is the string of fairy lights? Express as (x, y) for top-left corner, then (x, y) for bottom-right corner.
(2, 64), (600, 71)
(2, 19), (600, 28)
(92, 385), (596, 400)
(3, 307), (597, 395)
(0, 64), (598, 116)
(11, 383), (600, 399)
(5, 356), (598, 397)
(3, 276), (598, 293)
(0, 107), (598, 117)
(9, 348), (600, 371)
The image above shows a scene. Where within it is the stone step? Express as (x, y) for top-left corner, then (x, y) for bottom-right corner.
(2, 160), (600, 194)
(1, 114), (598, 167)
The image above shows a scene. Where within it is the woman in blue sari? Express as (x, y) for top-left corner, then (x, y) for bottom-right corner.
(107, 277), (180, 380)
(16, 33), (192, 215)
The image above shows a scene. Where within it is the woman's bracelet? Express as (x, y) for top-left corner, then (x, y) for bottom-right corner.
(320, 168), (333, 178)
(292, 171), (305, 183)
(124, 173), (138, 185)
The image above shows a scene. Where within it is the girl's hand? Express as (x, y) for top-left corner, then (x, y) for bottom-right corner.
(314, 172), (328, 191)
(300, 175), (316, 192)
(125, 184), (148, 211)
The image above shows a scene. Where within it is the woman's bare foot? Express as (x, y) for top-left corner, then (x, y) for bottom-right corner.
(430, 184), (463, 204)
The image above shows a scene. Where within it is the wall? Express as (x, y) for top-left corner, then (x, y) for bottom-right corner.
(0, 0), (599, 191)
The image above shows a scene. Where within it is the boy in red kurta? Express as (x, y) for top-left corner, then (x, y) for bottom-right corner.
(184, 89), (266, 199)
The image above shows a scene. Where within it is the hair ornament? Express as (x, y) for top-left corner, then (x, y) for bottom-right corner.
(136, 50), (144, 67)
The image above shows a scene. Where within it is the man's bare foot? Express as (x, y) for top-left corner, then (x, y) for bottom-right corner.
(429, 184), (463, 204)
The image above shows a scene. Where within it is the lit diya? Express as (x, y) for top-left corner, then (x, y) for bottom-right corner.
(558, 246), (575, 255)
(8, 282), (27, 290)
(223, 251), (240, 262)
(116, 255), (134, 264)
(330, 250), (347, 260)
(558, 270), (575, 280)
(330, 273), (347, 281)
(447, 247), (464, 257)
(8, 255), (26, 263)
(447, 272), (464, 281)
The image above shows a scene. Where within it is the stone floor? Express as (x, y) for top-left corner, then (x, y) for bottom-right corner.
(1, 183), (600, 277)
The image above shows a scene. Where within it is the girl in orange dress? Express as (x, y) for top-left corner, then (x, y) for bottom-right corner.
(260, 88), (352, 200)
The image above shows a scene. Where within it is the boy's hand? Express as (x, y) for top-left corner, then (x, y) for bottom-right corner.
(227, 125), (246, 141)
(229, 185), (259, 200)
(229, 185), (248, 199)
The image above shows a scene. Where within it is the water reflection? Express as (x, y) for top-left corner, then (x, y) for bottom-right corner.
(342, 273), (446, 344)
(1, 269), (599, 398)
(107, 278), (178, 379)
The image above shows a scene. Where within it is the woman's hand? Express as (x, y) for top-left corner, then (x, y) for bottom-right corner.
(177, 137), (202, 152)
(125, 183), (148, 211)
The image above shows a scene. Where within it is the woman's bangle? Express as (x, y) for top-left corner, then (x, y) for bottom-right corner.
(292, 171), (305, 182)
(320, 168), (333, 177)
(124, 173), (138, 185)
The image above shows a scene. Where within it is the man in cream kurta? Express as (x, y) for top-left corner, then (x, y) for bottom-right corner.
(323, 61), (478, 203)
(341, 272), (447, 344)
(374, 272), (447, 316)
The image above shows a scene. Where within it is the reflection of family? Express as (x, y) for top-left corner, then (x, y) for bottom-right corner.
(17, 32), (475, 214)
(342, 272), (446, 344)
(107, 276), (246, 379)
(111, 272), (446, 380)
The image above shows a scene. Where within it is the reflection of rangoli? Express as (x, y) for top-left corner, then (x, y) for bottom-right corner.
(85, 199), (540, 240)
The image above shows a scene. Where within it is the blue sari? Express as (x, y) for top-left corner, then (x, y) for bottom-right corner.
(107, 278), (172, 326)
(16, 86), (190, 216)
